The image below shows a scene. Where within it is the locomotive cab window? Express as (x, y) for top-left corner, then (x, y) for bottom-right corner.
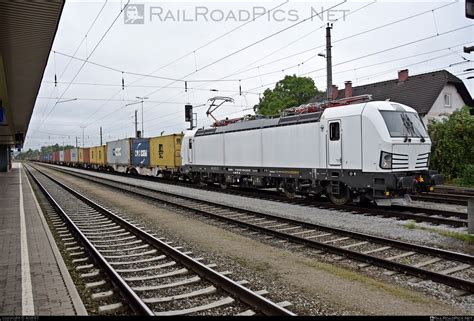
(329, 122), (340, 141)
(380, 111), (428, 138)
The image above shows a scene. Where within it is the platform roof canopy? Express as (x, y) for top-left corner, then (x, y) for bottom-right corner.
(0, 1), (64, 147)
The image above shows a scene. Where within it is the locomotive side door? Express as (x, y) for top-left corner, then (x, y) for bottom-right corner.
(188, 137), (194, 164)
(327, 120), (342, 168)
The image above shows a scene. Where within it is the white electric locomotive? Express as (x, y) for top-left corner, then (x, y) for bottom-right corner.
(180, 95), (443, 205)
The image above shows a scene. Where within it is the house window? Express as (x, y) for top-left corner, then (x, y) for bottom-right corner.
(444, 93), (451, 107)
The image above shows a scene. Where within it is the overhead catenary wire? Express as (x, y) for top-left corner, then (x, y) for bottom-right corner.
(76, 2), (349, 136)
(227, 0), (460, 82)
(73, 0), (289, 130)
(143, 1), (290, 76)
(31, 2), (471, 147)
(141, 27), (473, 132)
(51, 50), (243, 82)
(60, 1), (401, 134)
(36, 97), (193, 104)
(145, 0), (459, 116)
(32, 0), (109, 135)
(196, 0), (377, 87)
(118, 2), (349, 135)
(124, 1), (375, 132)
(141, 45), (470, 135)
(139, 1), (347, 103)
(40, 81), (262, 95)
(103, 31), (473, 139)
(33, 0), (131, 134)
(244, 45), (469, 95)
(206, 0), (458, 85)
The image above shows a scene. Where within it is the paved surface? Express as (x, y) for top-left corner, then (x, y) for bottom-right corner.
(0, 163), (85, 315)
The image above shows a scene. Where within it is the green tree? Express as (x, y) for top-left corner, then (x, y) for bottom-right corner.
(254, 75), (320, 116)
(428, 106), (474, 181)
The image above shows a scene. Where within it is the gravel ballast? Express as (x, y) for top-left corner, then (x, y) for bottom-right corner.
(36, 164), (473, 315)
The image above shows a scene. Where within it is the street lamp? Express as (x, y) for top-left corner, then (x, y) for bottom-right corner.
(136, 96), (148, 137)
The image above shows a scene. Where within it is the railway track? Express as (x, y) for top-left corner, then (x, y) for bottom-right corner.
(35, 163), (474, 294)
(410, 185), (474, 206)
(221, 187), (468, 228)
(38, 162), (468, 228)
(434, 186), (474, 196)
(411, 193), (471, 206)
(25, 164), (295, 316)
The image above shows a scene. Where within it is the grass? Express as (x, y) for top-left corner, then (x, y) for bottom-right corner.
(301, 260), (427, 303)
(402, 221), (474, 244)
(403, 221), (417, 229)
(437, 230), (474, 243)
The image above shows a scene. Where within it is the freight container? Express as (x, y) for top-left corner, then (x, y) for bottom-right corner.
(53, 151), (59, 163)
(107, 138), (131, 166)
(64, 149), (71, 162)
(87, 146), (107, 169)
(106, 138), (154, 174)
(70, 148), (78, 163)
(90, 146), (97, 165)
(131, 138), (150, 167)
(59, 150), (65, 162)
(96, 145), (107, 166)
(78, 147), (90, 164)
(150, 134), (183, 174)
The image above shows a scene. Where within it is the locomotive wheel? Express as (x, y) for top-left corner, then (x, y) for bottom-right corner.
(220, 182), (228, 190)
(281, 182), (296, 199)
(328, 183), (351, 205)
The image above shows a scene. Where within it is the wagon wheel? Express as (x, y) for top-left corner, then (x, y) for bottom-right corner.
(328, 182), (351, 205)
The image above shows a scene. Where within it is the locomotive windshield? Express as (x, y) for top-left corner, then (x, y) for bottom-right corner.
(380, 111), (428, 138)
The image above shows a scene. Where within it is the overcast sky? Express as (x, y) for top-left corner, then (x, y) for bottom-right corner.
(24, 0), (473, 150)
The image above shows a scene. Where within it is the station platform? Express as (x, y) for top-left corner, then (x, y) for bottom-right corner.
(0, 163), (86, 315)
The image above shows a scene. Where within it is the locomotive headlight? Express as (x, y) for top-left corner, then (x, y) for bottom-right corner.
(380, 151), (392, 169)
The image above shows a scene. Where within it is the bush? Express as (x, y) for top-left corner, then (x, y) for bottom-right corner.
(459, 164), (474, 187)
(428, 106), (474, 180)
